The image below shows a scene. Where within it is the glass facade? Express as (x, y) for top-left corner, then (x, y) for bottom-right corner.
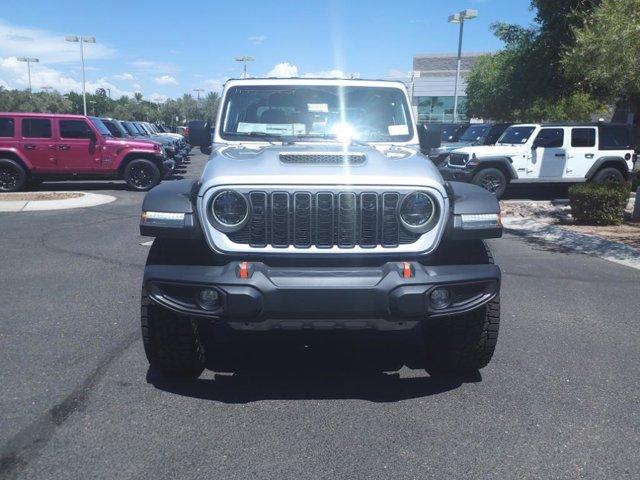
(416, 96), (467, 123)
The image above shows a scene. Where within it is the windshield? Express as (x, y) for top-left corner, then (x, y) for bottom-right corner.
(440, 124), (466, 142)
(220, 84), (413, 142)
(497, 126), (536, 144)
(459, 125), (489, 142)
(89, 117), (112, 136)
(121, 121), (136, 136)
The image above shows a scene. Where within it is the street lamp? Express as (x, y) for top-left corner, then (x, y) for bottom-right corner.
(192, 88), (204, 100)
(65, 35), (96, 115)
(235, 56), (254, 78)
(448, 9), (477, 122)
(16, 57), (39, 92)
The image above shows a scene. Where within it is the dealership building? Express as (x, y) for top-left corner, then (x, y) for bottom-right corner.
(409, 52), (486, 123)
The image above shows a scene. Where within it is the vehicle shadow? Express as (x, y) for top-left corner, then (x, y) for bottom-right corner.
(503, 184), (570, 201)
(147, 331), (480, 403)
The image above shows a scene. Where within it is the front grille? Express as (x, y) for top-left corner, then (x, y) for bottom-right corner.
(228, 191), (420, 249)
(279, 153), (366, 165)
(448, 153), (469, 166)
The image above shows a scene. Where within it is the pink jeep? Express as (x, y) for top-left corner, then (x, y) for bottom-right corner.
(0, 113), (172, 191)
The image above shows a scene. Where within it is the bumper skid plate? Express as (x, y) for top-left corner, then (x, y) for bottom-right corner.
(144, 262), (500, 330)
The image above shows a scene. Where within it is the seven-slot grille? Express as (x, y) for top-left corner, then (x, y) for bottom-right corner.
(228, 191), (421, 249)
(448, 152), (469, 167)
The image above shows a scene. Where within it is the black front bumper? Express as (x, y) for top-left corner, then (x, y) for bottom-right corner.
(439, 164), (474, 182)
(144, 261), (500, 331)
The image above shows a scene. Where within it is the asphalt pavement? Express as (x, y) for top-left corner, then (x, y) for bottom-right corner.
(1, 151), (639, 479)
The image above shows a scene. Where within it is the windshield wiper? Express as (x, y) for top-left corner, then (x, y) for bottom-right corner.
(225, 132), (284, 144)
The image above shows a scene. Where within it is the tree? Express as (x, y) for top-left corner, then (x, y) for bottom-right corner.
(563, 0), (640, 120)
(465, 0), (603, 121)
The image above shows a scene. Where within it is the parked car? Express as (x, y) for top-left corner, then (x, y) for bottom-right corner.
(101, 118), (176, 173)
(186, 120), (212, 154)
(429, 123), (510, 164)
(127, 121), (185, 165)
(439, 122), (637, 198)
(439, 122), (470, 143)
(0, 113), (171, 191)
(138, 77), (503, 379)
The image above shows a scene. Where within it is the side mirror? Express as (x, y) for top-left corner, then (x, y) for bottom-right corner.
(417, 123), (441, 154)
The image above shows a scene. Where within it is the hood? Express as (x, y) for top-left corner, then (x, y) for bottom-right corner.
(433, 141), (474, 154)
(199, 143), (446, 195)
(107, 137), (157, 151)
(453, 144), (525, 157)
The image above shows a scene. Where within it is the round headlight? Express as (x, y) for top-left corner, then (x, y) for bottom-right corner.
(399, 192), (437, 233)
(211, 190), (249, 230)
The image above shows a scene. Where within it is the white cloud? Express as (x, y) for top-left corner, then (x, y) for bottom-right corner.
(154, 75), (177, 85)
(202, 76), (228, 92)
(303, 69), (351, 79)
(0, 56), (133, 97)
(388, 69), (410, 79)
(131, 59), (178, 74)
(114, 72), (134, 81)
(0, 19), (115, 64)
(149, 93), (168, 103)
(248, 35), (266, 45)
(267, 62), (299, 78)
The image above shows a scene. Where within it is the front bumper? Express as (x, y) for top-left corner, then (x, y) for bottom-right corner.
(439, 164), (474, 182)
(144, 261), (500, 330)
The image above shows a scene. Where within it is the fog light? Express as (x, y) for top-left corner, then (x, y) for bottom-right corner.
(430, 288), (451, 309)
(196, 288), (220, 311)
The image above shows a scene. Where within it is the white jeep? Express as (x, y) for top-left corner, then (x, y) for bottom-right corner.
(439, 123), (636, 197)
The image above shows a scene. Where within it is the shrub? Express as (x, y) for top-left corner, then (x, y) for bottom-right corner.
(568, 182), (631, 225)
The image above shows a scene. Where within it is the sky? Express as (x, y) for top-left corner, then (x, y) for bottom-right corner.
(0, 0), (536, 102)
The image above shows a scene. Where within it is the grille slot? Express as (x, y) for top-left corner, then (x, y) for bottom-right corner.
(271, 192), (290, 247)
(280, 153), (366, 165)
(381, 193), (399, 247)
(229, 191), (422, 249)
(293, 192), (312, 247)
(448, 153), (469, 166)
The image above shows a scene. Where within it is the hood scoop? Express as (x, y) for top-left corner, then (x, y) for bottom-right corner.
(279, 153), (366, 165)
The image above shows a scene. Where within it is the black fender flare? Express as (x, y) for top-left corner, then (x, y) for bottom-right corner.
(471, 156), (519, 180)
(444, 181), (502, 240)
(140, 179), (203, 238)
(585, 156), (630, 180)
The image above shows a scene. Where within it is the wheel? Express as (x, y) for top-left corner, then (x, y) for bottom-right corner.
(422, 241), (500, 375)
(472, 167), (508, 198)
(200, 145), (212, 155)
(422, 297), (500, 375)
(141, 287), (206, 378)
(0, 159), (27, 192)
(592, 167), (624, 184)
(123, 159), (161, 191)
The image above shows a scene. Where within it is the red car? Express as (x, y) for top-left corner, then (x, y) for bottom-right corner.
(0, 113), (172, 192)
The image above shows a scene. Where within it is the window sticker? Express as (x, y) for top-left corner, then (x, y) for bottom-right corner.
(388, 124), (409, 136)
(237, 122), (306, 135)
(308, 103), (329, 113)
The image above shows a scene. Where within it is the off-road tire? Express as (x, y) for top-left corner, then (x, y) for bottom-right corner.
(141, 287), (206, 378)
(422, 241), (500, 375)
(472, 167), (508, 198)
(124, 159), (161, 191)
(0, 158), (27, 192)
(592, 167), (624, 184)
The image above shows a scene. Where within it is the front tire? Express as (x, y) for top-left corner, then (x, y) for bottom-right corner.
(0, 159), (27, 192)
(472, 167), (508, 198)
(422, 297), (500, 375)
(124, 159), (161, 191)
(141, 287), (206, 378)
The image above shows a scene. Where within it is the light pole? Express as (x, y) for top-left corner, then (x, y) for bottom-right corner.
(17, 57), (39, 92)
(235, 56), (254, 78)
(65, 35), (96, 115)
(448, 9), (477, 122)
(192, 88), (204, 100)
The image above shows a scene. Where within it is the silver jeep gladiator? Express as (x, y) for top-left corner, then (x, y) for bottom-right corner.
(139, 78), (503, 378)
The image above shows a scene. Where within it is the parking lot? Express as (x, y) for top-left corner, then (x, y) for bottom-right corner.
(0, 150), (638, 479)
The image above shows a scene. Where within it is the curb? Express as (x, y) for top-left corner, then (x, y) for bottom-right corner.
(0, 192), (116, 212)
(503, 217), (640, 271)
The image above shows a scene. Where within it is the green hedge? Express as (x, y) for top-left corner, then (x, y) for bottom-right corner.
(568, 182), (631, 225)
